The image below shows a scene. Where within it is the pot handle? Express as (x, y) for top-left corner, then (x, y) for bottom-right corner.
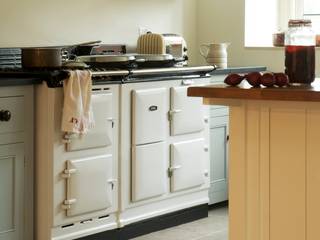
(199, 44), (210, 58)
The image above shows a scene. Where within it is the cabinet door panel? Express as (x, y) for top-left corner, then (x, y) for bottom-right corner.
(132, 142), (167, 202)
(170, 139), (205, 192)
(0, 144), (24, 240)
(170, 87), (204, 136)
(209, 116), (229, 205)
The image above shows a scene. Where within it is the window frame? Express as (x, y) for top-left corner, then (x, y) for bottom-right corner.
(277, 0), (303, 31)
(245, 0), (319, 47)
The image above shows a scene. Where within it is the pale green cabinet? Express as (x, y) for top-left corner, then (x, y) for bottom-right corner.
(209, 115), (229, 205)
(209, 74), (229, 205)
(0, 86), (34, 240)
(0, 144), (24, 240)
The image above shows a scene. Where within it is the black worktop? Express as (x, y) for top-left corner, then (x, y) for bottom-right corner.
(0, 66), (267, 87)
(0, 77), (43, 86)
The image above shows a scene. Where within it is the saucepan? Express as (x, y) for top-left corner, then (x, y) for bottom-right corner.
(21, 40), (101, 68)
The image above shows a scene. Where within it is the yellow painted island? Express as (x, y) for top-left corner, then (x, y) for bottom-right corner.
(188, 80), (320, 240)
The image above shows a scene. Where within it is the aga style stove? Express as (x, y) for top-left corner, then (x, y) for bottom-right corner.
(0, 46), (215, 240)
(0, 46), (215, 87)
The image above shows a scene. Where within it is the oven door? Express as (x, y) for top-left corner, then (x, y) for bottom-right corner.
(132, 88), (167, 145)
(170, 86), (204, 136)
(170, 139), (205, 192)
(132, 142), (167, 202)
(66, 91), (113, 151)
(62, 154), (115, 217)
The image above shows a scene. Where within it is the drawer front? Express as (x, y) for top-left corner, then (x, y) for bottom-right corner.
(0, 97), (24, 134)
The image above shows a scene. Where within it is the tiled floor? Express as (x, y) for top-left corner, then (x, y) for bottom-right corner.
(132, 206), (228, 240)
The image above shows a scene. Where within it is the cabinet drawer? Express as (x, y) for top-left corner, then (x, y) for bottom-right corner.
(0, 96), (24, 134)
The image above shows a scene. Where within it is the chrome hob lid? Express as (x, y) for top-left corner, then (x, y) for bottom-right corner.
(130, 65), (215, 76)
(76, 54), (135, 63)
(133, 54), (174, 62)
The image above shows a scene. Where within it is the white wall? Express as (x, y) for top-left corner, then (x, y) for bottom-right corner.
(197, 0), (320, 74)
(0, 0), (198, 64)
(197, 0), (284, 71)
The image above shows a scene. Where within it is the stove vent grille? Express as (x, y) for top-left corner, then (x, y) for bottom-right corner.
(0, 48), (21, 68)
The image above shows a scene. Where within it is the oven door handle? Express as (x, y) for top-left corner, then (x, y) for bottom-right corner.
(61, 168), (77, 178)
(107, 179), (117, 184)
(168, 165), (182, 177)
(169, 165), (182, 171)
(107, 117), (115, 128)
(62, 198), (77, 210)
(62, 132), (76, 144)
(169, 109), (182, 114)
(108, 179), (118, 190)
(168, 109), (182, 121)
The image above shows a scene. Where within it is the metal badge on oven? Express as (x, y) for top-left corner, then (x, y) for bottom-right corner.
(149, 105), (158, 111)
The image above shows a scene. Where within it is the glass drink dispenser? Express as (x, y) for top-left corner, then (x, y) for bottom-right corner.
(285, 19), (316, 85)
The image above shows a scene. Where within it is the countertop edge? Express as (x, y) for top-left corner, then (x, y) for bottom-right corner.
(188, 82), (320, 102)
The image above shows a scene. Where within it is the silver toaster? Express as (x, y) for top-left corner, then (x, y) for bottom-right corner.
(162, 34), (188, 66)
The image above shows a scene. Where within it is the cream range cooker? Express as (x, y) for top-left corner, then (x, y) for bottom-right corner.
(119, 68), (211, 228)
(34, 66), (213, 240)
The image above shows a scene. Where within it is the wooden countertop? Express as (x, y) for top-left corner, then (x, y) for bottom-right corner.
(188, 79), (320, 102)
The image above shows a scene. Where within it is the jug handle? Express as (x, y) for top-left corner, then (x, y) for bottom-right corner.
(199, 44), (210, 58)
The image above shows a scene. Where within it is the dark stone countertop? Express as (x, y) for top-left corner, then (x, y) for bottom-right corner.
(0, 77), (43, 86)
(211, 66), (267, 75)
(0, 66), (267, 87)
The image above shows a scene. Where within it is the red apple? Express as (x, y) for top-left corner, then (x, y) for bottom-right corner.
(274, 72), (289, 87)
(261, 73), (276, 87)
(245, 72), (262, 87)
(224, 74), (244, 86)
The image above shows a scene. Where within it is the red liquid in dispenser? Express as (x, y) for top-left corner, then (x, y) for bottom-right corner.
(285, 45), (315, 84)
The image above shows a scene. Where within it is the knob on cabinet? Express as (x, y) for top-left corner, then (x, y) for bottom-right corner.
(0, 110), (11, 122)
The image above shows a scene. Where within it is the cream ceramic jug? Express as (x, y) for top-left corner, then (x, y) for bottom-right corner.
(200, 43), (230, 58)
(200, 43), (230, 68)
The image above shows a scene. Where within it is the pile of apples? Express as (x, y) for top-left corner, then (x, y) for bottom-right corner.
(224, 72), (289, 88)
